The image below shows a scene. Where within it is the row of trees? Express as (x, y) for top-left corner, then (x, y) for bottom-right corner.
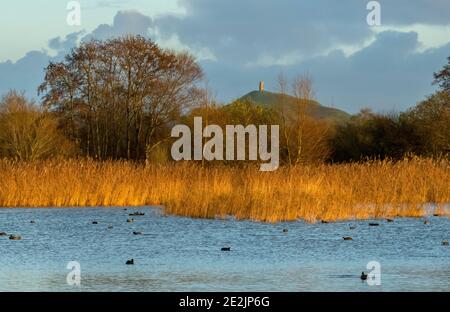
(332, 91), (450, 162)
(0, 36), (449, 163)
(331, 56), (450, 162)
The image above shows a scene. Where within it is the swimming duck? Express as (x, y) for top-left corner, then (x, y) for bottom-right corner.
(9, 235), (22, 240)
(369, 223), (380, 226)
(126, 259), (134, 265)
(283, 229), (289, 233)
(343, 237), (353, 241)
(133, 231), (143, 235)
(221, 247), (231, 251)
(0, 232), (7, 236)
(129, 212), (145, 216)
(360, 272), (368, 280)
(443, 240), (449, 246)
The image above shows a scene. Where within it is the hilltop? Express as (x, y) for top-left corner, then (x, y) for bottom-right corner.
(239, 90), (350, 121)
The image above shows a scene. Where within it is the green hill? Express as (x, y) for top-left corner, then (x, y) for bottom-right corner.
(239, 90), (350, 122)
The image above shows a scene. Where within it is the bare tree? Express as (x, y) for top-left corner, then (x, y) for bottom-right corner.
(277, 71), (293, 166)
(39, 36), (203, 161)
(292, 72), (315, 164)
(0, 91), (72, 160)
(274, 72), (332, 164)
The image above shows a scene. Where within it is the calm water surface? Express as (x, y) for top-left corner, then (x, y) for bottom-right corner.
(0, 208), (449, 291)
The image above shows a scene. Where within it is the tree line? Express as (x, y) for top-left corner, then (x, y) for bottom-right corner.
(0, 36), (449, 164)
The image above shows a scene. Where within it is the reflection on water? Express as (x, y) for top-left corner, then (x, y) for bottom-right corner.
(0, 207), (449, 291)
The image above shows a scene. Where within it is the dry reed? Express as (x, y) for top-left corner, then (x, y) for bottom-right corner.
(0, 158), (449, 222)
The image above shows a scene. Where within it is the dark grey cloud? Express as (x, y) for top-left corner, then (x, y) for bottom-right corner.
(156, 0), (372, 63)
(156, 0), (450, 65)
(0, 51), (50, 99)
(49, 31), (85, 53)
(83, 10), (153, 41)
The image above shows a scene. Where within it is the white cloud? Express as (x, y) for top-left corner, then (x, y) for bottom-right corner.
(373, 24), (450, 52)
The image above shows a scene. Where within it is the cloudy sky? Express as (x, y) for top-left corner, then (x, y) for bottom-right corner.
(1, 0), (450, 113)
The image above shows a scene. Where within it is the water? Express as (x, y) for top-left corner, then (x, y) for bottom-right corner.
(0, 207), (449, 291)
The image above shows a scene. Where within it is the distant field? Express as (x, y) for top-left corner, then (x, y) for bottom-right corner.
(0, 158), (449, 222)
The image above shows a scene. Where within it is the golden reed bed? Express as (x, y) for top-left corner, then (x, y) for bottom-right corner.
(0, 158), (449, 222)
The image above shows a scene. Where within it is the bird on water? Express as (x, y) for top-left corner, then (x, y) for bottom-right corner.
(360, 272), (368, 280)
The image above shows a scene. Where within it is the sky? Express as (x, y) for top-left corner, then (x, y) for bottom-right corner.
(1, 0), (450, 113)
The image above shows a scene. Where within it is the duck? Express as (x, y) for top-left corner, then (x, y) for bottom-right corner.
(321, 220), (329, 224)
(282, 229), (289, 233)
(133, 231), (143, 235)
(424, 220), (430, 225)
(126, 259), (134, 265)
(360, 272), (368, 280)
(30, 220), (36, 224)
(343, 237), (353, 241)
(0, 232), (7, 236)
(221, 247), (231, 251)
(349, 226), (357, 230)
(129, 212), (145, 217)
(126, 218), (134, 223)
(386, 218), (394, 223)
(369, 223), (380, 226)
(107, 225), (114, 230)
(443, 240), (449, 246)
(9, 234), (22, 241)
(92, 221), (98, 225)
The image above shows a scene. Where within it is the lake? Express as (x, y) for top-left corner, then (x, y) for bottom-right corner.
(0, 207), (449, 291)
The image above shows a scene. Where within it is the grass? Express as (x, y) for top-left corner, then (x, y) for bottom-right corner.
(0, 158), (449, 222)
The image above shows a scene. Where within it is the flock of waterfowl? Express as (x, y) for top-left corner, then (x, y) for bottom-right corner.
(1, 211), (448, 279)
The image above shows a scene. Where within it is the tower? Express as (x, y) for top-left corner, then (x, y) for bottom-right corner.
(259, 81), (265, 92)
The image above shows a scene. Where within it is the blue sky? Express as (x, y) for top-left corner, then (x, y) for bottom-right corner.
(1, 0), (450, 113)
